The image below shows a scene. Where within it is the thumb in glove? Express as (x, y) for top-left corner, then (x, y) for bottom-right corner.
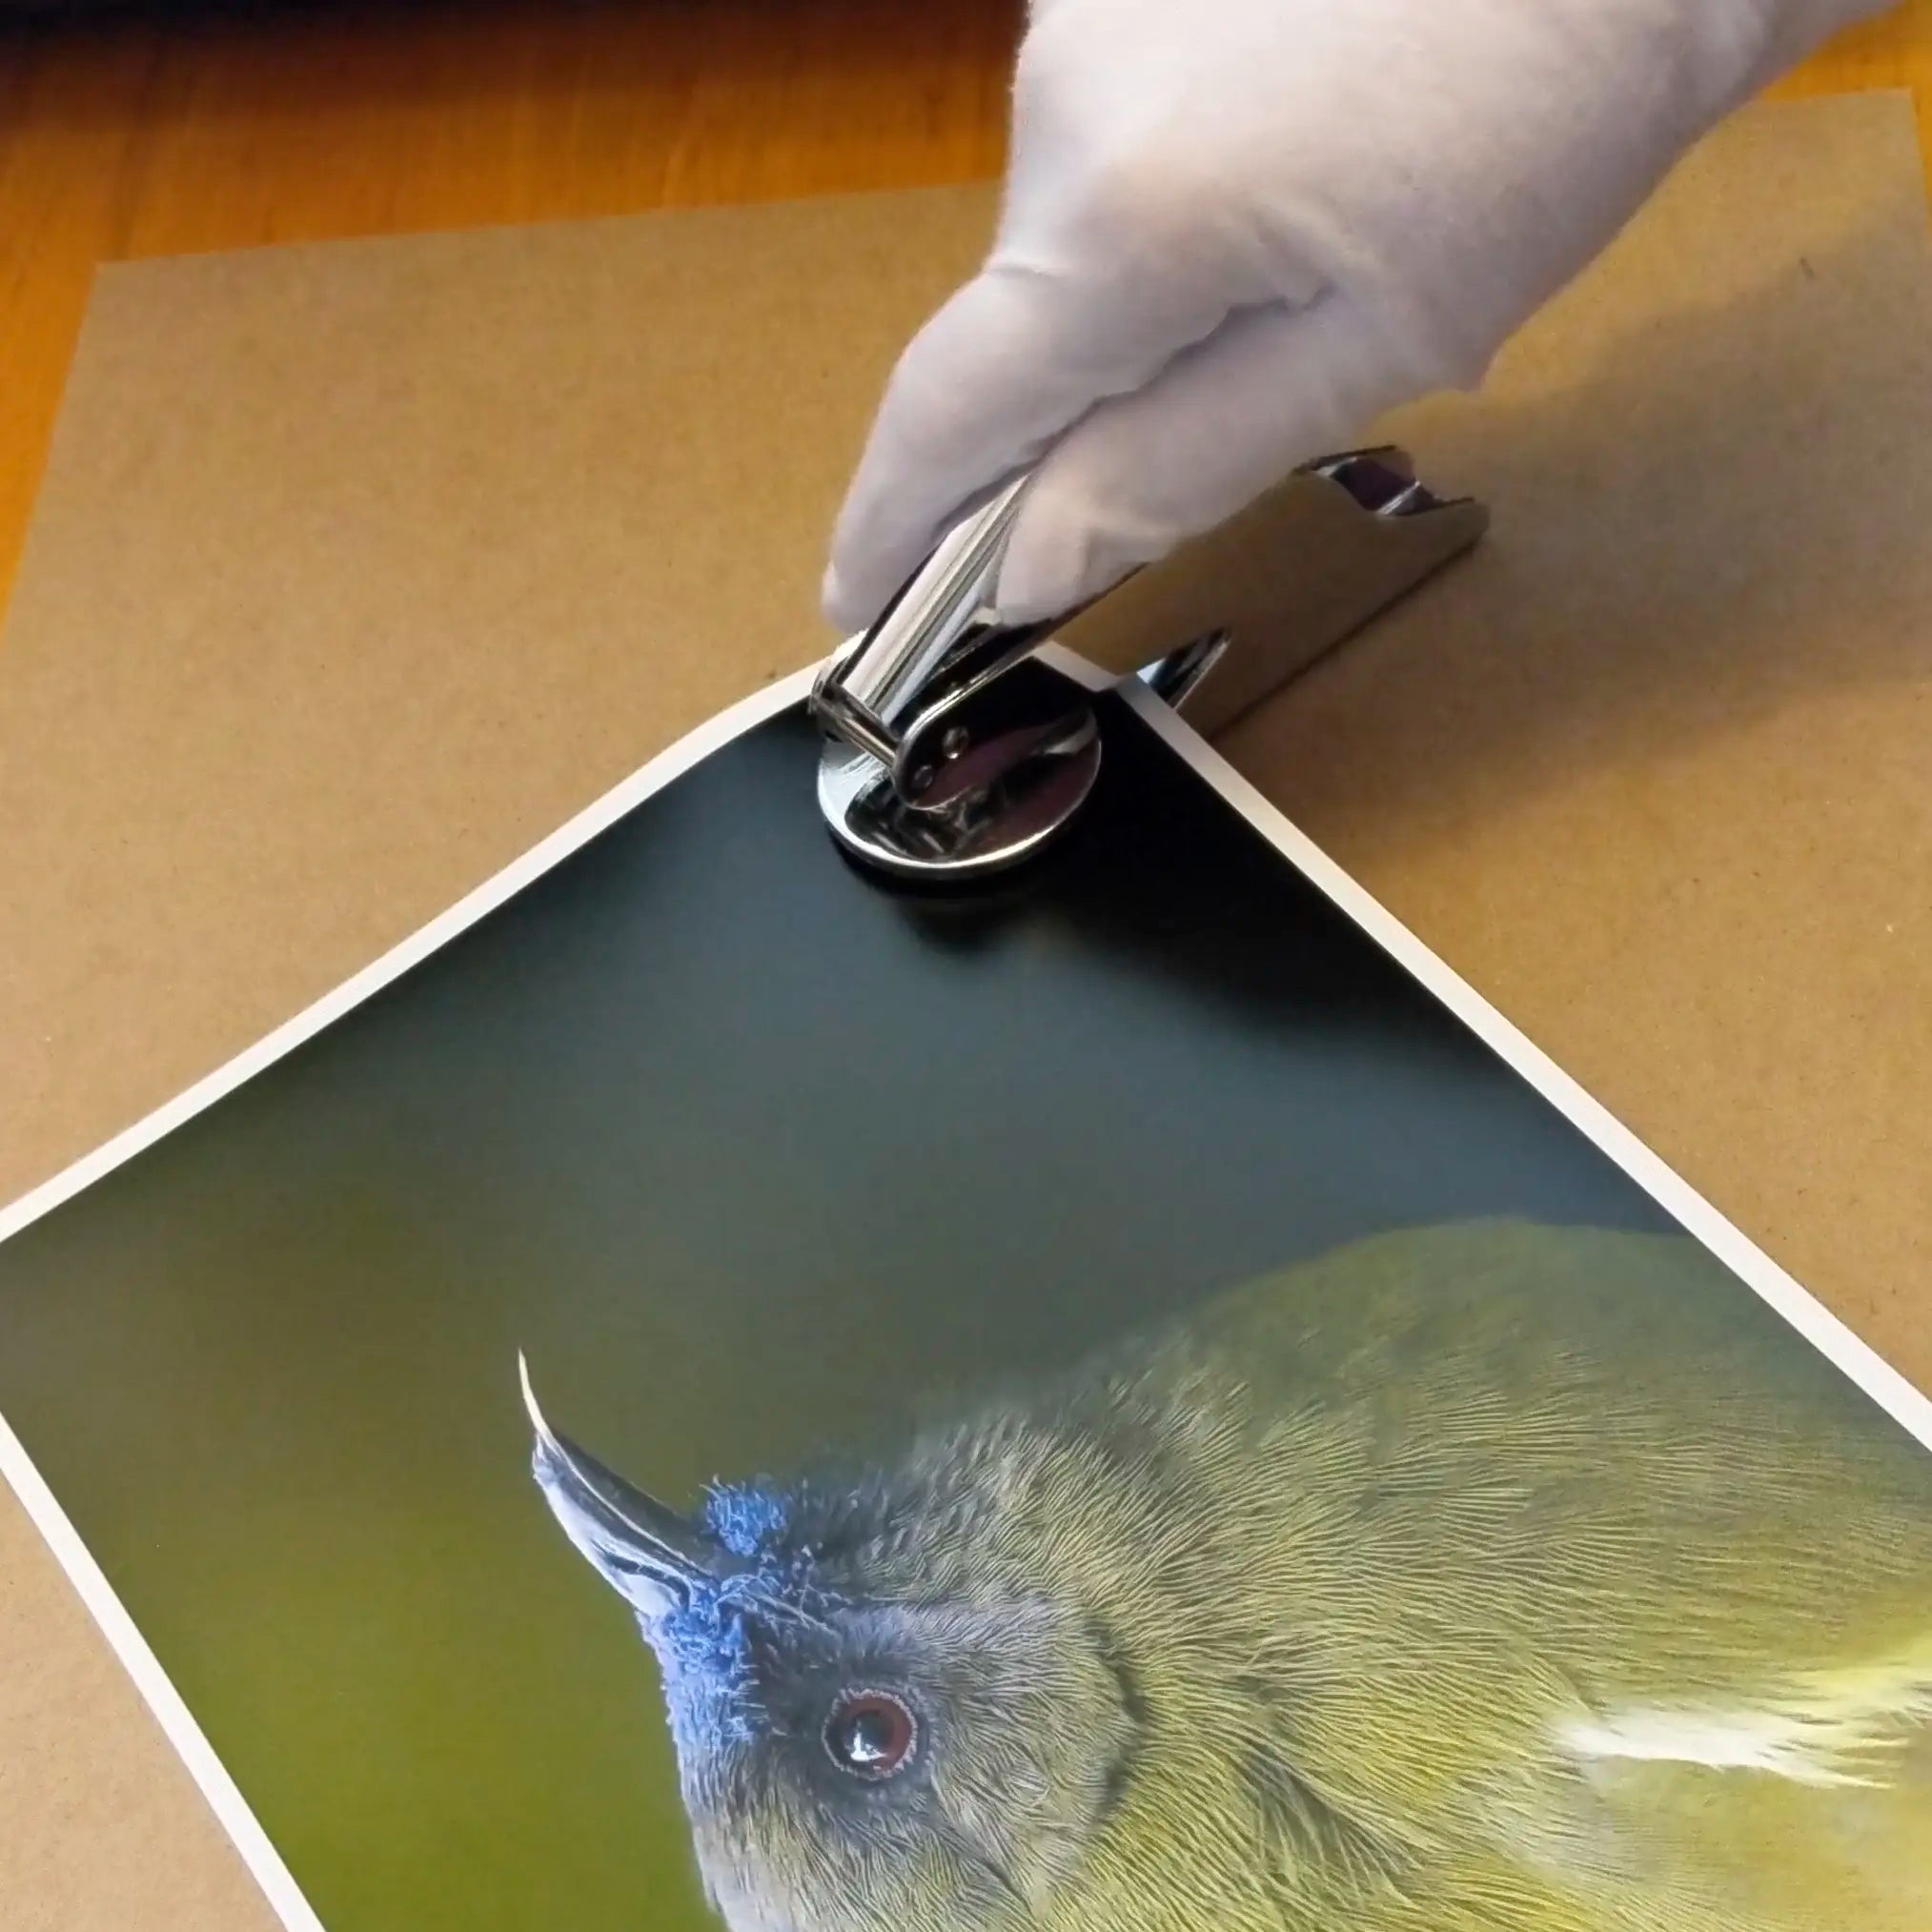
(823, 0), (1886, 633)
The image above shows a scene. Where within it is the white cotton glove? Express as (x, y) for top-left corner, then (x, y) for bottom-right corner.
(824, 0), (1886, 630)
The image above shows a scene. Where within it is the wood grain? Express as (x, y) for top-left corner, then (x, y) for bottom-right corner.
(0, 0), (1924, 614)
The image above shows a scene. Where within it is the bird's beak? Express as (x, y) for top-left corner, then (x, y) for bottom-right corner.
(519, 1353), (731, 1620)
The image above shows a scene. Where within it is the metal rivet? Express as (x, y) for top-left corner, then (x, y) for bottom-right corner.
(909, 764), (937, 794)
(941, 725), (970, 760)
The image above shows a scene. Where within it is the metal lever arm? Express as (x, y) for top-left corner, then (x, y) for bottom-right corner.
(808, 450), (1488, 881)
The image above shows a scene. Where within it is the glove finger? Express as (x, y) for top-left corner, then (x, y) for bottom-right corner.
(823, 256), (1235, 634)
(993, 286), (1426, 620)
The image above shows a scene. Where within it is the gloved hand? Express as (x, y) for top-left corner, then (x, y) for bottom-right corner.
(824, 0), (1883, 631)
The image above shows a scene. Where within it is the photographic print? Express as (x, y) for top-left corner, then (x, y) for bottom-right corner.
(1, 672), (1927, 1932)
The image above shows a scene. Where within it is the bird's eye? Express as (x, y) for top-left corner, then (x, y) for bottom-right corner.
(824, 1689), (918, 1780)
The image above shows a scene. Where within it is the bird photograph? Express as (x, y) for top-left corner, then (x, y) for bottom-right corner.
(522, 1215), (1932, 1932)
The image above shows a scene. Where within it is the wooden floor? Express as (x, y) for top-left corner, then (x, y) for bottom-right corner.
(0, 0), (1925, 611)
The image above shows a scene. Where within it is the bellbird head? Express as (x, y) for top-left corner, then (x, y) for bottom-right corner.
(520, 1359), (1140, 1932)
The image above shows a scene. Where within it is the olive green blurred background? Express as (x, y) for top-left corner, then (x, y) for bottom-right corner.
(0, 696), (1737, 1930)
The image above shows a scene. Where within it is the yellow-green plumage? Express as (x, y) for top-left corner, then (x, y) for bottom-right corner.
(986, 1219), (1932, 1932)
(529, 1218), (1932, 1932)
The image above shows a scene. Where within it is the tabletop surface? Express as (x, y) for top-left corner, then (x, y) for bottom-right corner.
(0, 0), (1927, 616)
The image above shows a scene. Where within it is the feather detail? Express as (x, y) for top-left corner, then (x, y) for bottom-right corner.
(1557, 1646), (1932, 1790)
